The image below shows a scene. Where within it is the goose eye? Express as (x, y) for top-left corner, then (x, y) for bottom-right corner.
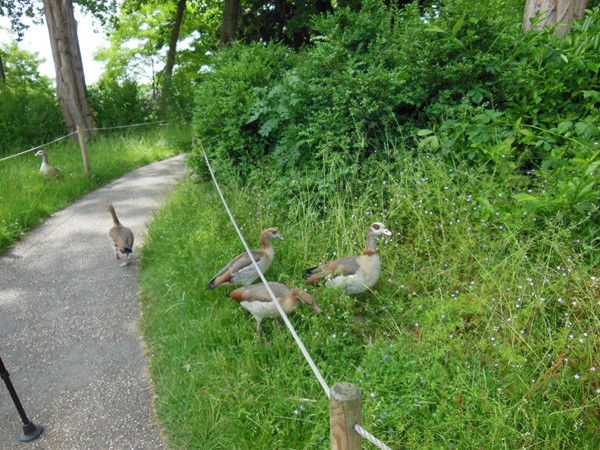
(373, 224), (380, 230)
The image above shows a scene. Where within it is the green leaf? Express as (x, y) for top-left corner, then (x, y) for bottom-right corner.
(467, 88), (484, 104)
(417, 129), (434, 137)
(585, 161), (600, 176)
(259, 118), (279, 137)
(451, 19), (464, 37)
(557, 120), (573, 134)
(418, 135), (439, 150)
(425, 26), (446, 34)
(518, 128), (535, 136)
(513, 193), (538, 203)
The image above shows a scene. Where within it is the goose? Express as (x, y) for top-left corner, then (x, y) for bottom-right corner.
(305, 222), (392, 294)
(106, 203), (134, 266)
(207, 228), (284, 288)
(35, 150), (62, 179)
(227, 282), (322, 336)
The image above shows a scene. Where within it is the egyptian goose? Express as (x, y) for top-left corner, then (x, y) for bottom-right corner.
(305, 222), (392, 294)
(207, 228), (284, 288)
(106, 203), (134, 266)
(35, 150), (62, 179)
(227, 282), (322, 336)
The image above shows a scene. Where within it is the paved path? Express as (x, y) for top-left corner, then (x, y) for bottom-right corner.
(0, 154), (188, 449)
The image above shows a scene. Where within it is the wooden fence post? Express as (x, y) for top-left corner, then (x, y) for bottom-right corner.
(330, 382), (361, 450)
(77, 126), (90, 174)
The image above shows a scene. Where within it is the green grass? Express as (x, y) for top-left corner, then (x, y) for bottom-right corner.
(139, 149), (599, 448)
(0, 123), (190, 254)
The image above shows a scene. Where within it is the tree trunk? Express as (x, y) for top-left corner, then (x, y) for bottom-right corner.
(43, 0), (95, 134)
(0, 53), (5, 83)
(159, 0), (186, 115)
(522, 0), (588, 37)
(220, 0), (240, 46)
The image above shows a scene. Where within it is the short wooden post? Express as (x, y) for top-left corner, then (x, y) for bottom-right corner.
(330, 382), (361, 450)
(77, 126), (90, 174)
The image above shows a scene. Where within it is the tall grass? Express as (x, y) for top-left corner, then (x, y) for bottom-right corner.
(139, 143), (598, 448)
(0, 123), (190, 254)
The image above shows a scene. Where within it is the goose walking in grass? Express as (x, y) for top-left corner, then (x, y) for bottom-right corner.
(207, 228), (284, 288)
(35, 150), (62, 179)
(305, 222), (392, 295)
(106, 203), (134, 266)
(227, 282), (322, 336)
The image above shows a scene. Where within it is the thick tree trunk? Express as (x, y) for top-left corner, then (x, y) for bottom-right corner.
(159, 0), (186, 115)
(522, 0), (588, 37)
(43, 0), (95, 134)
(220, 0), (240, 46)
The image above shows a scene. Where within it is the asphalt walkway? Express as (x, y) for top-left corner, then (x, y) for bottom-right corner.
(0, 154), (188, 449)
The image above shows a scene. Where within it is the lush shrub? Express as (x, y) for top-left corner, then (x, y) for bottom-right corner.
(419, 6), (600, 246)
(191, 42), (295, 177)
(87, 77), (156, 128)
(192, 0), (523, 174)
(0, 43), (64, 154)
(192, 0), (598, 250)
(0, 85), (64, 154)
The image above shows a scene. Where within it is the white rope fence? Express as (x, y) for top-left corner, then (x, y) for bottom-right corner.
(0, 120), (170, 163)
(88, 119), (169, 132)
(354, 424), (393, 450)
(196, 137), (394, 450)
(0, 131), (78, 162)
(195, 137), (331, 398)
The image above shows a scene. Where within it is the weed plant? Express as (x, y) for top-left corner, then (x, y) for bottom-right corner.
(139, 141), (598, 448)
(0, 123), (190, 254)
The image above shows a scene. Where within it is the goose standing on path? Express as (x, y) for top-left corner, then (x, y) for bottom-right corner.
(227, 282), (322, 336)
(35, 150), (62, 179)
(305, 222), (392, 294)
(106, 203), (134, 266)
(207, 228), (284, 288)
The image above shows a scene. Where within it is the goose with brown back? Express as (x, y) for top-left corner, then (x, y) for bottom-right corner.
(207, 228), (284, 288)
(305, 222), (392, 294)
(228, 282), (322, 336)
(106, 203), (134, 266)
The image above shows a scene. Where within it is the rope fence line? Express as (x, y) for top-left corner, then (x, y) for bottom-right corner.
(87, 119), (170, 132)
(353, 424), (394, 450)
(196, 137), (394, 450)
(0, 131), (78, 163)
(0, 120), (171, 164)
(195, 136), (332, 398)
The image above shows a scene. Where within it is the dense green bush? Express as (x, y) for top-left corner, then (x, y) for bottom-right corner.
(0, 44), (64, 155)
(192, 0), (598, 249)
(193, 0), (524, 176)
(420, 6), (600, 252)
(191, 42), (295, 176)
(87, 77), (156, 128)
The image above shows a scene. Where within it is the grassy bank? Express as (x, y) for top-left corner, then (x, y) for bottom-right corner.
(0, 123), (190, 254)
(139, 148), (598, 449)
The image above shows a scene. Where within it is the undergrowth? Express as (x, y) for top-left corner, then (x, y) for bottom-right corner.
(139, 146), (598, 449)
